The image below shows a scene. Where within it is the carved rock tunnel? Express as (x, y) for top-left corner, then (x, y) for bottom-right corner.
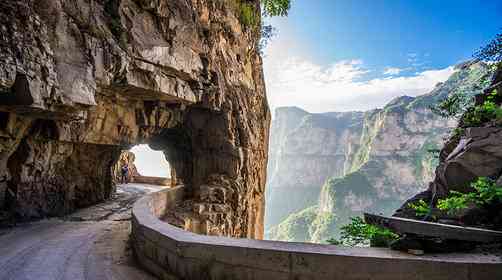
(0, 0), (269, 241)
(0, 99), (193, 220)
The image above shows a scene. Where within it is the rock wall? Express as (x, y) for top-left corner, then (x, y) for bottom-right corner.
(0, 0), (270, 239)
(265, 108), (365, 228)
(395, 65), (502, 230)
(113, 150), (139, 183)
(132, 185), (502, 280)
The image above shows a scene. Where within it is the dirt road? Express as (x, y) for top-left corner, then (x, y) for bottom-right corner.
(0, 184), (163, 280)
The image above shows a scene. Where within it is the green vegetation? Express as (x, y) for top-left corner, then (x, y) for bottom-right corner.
(471, 176), (502, 205)
(475, 32), (502, 63)
(268, 206), (319, 242)
(428, 62), (494, 120)
(408, 199), (431, 217)
(238, 2), (259, 27)
(327, 217), (399, 247)
(262, 0), (291, 17)
(349, 111), (383, 172)
(430, 92), (472, 119)
(430, 32), (501, 126)
(265, 185), (322, 231)
(309, 210), (336, 242)
(462, 89), (502, 126)
(437, 191), (471, 215)
(451, 127), (465, 139)
(438, 177), (502, 214)
(232, 0), (291, 27)
(408, 177), (502, 217)
(230, 0), (291, 52)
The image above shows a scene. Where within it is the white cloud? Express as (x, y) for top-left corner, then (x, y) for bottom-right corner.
(383, 67), (403, 76)
(262, 21), (456, 114)
(264, 44), (455, 113)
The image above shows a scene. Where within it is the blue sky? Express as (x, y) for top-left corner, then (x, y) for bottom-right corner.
(263, 0), (502, 113)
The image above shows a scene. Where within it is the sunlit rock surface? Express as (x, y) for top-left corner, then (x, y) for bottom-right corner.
(0, 0), (269, 239)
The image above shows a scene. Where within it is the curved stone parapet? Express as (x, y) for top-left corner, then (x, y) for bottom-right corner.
(132, 186), (502, 280)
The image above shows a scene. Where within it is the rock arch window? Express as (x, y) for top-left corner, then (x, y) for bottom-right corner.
(130, 144), (171, 178)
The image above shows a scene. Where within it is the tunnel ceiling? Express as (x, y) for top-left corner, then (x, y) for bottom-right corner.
(0, 0), (270, 239)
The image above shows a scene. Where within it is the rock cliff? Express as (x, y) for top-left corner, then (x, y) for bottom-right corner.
(395, 64), (502, 231)
(266, 61), (493, 242)
(0, 0), (269, 239)
(112, 151), (139, 183)
(266, 108), (365, 228)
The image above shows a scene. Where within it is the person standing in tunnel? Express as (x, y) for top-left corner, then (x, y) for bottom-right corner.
(121, 163), (129, 184)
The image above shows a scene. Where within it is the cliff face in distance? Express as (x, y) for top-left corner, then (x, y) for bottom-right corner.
(266, 61), (494, 242)
(0, 0), (270, 239)
(394, 65), (502, 231)
(266, 108), (366, 229)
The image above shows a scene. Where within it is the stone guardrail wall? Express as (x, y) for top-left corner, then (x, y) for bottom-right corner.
(132, 176), (171, 186)
(131, 186), (502, 280)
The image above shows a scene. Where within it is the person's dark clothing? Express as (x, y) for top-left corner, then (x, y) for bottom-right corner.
(121, 164), (129, 183)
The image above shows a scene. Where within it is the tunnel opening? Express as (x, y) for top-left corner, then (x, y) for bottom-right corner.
(114, 144), (173, 187)
(131, 144), (171, 178)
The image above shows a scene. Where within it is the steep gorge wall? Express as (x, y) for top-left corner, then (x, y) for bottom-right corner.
(266, 108), (364, 228)
(266, 62), (492, 242)
(0, 0), (269, 239)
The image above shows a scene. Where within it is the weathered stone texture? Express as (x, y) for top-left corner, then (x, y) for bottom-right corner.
(396, 67), (502, 230)
(112, 150), (139, 183)
(132, 185), (502, 280)
(0, 0), (269, 239)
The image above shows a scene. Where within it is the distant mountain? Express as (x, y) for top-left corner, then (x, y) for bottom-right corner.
(265, 61), (494, 242)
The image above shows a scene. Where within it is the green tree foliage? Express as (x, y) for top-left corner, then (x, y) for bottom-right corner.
(468, 177), (502, 205)
(475, 32), (502, 63)
(430, 32), (501, 121)
(231, 0), (290, 52)
(262, 0), (291, 17)
(462, 89), (502, 126)
(409, 177), (502, 217)
(239, 2), (258, 27)
(430, 92), (472, 119)
(327, 217), (399, 247)
(437, 191), (472, 215)
(259, 24), (276, 54)
(408, 199), (431, 217)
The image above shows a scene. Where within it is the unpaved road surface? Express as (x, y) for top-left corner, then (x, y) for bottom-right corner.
(0, 184), (163, 280)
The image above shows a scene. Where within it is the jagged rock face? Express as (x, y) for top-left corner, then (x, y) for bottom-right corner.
(112, 150), (139, 183)
(266, 62), (492, 242)
(0, 0), (270, 239)
(395, 67), (502, 230)
(265, 103), (456, 232)
(266, 108), (365, 228)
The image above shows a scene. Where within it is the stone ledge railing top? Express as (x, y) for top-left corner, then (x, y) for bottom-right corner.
(131, 186), (502, 280)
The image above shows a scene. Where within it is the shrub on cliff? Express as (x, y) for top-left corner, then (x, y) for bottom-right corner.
(475, 32), (502, 63)
(430, 32), (501, 123)
(231, 0), (290, 53)
(327, 217), (399, 247)
(408, 177), (502, 221)
(262, 0), (291, 17)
